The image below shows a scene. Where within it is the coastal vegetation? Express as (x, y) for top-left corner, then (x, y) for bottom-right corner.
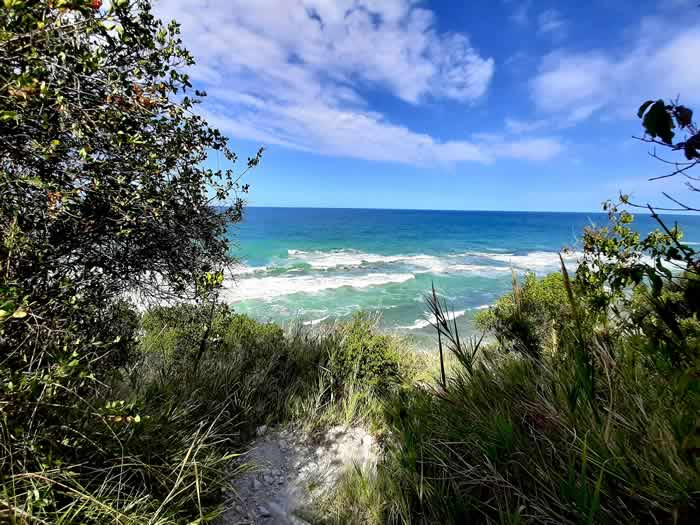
(2, 1), (699, 524)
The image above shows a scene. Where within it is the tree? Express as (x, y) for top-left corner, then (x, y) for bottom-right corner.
(575, 98), (700, 413)
(0, 0), (260, 507)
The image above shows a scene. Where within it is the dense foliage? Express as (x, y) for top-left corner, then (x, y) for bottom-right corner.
(474, 272), (573, 357)
(327, 100), (700, 524)
(0, 1), (259, 521)
(330, 313), (403, 391)
(2, 1), (699, 523)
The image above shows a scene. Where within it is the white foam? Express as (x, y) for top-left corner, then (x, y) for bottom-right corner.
(446, 264), (512, 274)
(399, 309), (466, 330)
(303, 315), (330, 326)
(287, 249), (520, 275)
(232, 264), (268, 275)
(465, 251), (583, 271)
(221, 272), (415, 302)
(287, 249), (448, 272)
(473, 304), (492, 310)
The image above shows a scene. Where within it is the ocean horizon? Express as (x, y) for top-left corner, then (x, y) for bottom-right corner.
(220, 207), (700, 345)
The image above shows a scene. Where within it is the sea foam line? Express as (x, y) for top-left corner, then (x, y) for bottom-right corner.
(303, 315), (330, 326)
(463, 251), (583, 271)
(287, 249), (445, 271)
(220, 272), (415, 302)
(286, 248), (565, 274)
(399, 310), (467, 331)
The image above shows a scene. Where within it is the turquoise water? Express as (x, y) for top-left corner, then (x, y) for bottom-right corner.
(222, 208), (700, 345)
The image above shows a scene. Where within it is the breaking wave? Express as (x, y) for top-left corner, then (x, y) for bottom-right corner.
(220, 272), (415, 302)
(398, 310), (467, 331)
(286, 248), (577, 274)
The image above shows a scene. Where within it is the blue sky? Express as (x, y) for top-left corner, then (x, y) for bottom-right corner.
(156, 0), (700, 212)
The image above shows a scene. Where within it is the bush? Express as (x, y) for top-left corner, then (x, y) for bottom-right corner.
(334, 319), (699, 524)
(475, 272), (573, 357)
(141, 303), (235, 362)
(138, 307), (413, 431)
(332, 313), (403, 391)
(1, 1), (258, 522)
(329, 254), (699, 523)
(626, 272), (700, 369)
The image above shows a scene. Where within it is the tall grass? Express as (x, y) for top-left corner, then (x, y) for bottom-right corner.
(328, 273), (699, 524)
(4, 275), (697, 523)
(1, 307), (418, 523)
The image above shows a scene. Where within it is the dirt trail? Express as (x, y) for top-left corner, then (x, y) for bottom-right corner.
(221, 425), (378, 524)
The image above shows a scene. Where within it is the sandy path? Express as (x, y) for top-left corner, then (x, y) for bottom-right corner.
(221, 425), (378, 524)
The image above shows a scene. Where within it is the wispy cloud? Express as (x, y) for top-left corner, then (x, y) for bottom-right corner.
(537, 9), (567, 40)
(155, 0), (562, 166)
(530, 17), (700, 123)
(504, 0), (531, 27)
(505, 117), (551, 134)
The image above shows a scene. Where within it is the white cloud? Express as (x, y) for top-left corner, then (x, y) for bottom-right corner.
(531, 18), (700, 123)
(202, 97), (561, 166)
(537, 9), (567, 39)
(505, 117), (550, 134)
(503, 0), (531, 27)
(155, 0), (561, 166)
(156, 0), (494, 104)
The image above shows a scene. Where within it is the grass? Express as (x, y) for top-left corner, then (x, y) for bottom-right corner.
(3, 277), (698, 523)
(1, 307), (419, 523)
(324, 276), (699, 525)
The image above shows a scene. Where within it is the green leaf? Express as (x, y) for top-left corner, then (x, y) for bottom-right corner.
(683, 133), (700, 160)
(0, 111), (17, 122)
(11, 309), (27, 319)
(23, 176), (45, 189)
(674, 105), (693, 128)
(637, 100), (654, 118)
(642, 100), (675, 144)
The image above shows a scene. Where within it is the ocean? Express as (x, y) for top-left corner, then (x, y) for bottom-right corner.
(220, 207), (700, 346)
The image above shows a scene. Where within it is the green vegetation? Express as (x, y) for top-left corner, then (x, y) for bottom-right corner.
(334, 267), (699, 524)
(474, 272), (573, 357)
(1, 1), (261, 521)
(3, 299), (418, 522)
(2, 1), (699, 524)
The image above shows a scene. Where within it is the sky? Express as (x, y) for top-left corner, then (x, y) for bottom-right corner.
(154, 0), (700, 212)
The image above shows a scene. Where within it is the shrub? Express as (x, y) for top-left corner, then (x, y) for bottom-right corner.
(0, 1), (259, 521)
(138, 307), (413, 434)
(332, 313), (403, 391)
(475, 272), (573, 357)
(344, 320), (700, 524)
(141, 303), (234, 361)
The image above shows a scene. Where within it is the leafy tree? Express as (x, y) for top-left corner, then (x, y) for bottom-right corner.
(575, 99), (700, 354)
(572, 98), (700, 459)
(0, 0), (260, 516)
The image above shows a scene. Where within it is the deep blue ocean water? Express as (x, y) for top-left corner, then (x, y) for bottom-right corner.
(221, 207), (700, 345)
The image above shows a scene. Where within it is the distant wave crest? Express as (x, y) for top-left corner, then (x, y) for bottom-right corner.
(286, 248), (581, 273)
(398, 309), (467, 331)
(225, 249), (583, 304)
(221, 272), (415, 302)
